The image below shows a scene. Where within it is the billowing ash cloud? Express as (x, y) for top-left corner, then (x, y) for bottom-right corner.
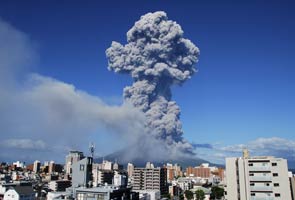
(0, 17), (147, 163)
(106, 11), (200, 154)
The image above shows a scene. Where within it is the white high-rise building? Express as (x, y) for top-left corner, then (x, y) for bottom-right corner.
(225, 150), (292, 200)
(33, 160), (41, 173)
(65, 151), (84, 175)
(127, 163), (134, 177)
(113, 171), (127, 187)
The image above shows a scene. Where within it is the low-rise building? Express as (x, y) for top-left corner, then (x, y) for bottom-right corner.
(49, 180), (71, 192)
(73, 185), (134, 200)
(4, 186), (35, 200)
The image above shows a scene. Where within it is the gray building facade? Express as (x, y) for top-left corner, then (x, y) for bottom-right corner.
(72, 157), (93, 188)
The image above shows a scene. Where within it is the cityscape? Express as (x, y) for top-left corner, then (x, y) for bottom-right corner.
(1, 1), (295, 200)
(0, 149), (294, 200)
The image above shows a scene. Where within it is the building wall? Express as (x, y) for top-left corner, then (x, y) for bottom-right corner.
(49, 180), (71, 192)
(225, 156), (292, 200)
(4, 190), (19, 200)
(33, 161), (40, 173)
(65, 151), (84, 175)
(133, 168), (168, 195)
(72, 157), (93, 188)
(92, 169), (114, 187)
(225, 158), (239, 200)
(186, 166), (210, 178)
(290, 176), (295, 200)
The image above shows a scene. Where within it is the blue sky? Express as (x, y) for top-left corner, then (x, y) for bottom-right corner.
(0, 0), (294, 165)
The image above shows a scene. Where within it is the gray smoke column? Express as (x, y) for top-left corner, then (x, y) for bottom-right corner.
(106, 11), (199, 155)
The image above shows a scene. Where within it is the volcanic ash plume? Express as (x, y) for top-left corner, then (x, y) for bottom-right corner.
(106, 11), (199, 155)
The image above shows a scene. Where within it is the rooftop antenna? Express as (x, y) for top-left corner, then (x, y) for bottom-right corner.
(89, 142), (95, 158)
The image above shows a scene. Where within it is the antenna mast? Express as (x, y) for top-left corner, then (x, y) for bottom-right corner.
(89, 142), (95, 158)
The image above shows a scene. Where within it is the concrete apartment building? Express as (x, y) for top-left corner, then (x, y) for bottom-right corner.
(92, 169), (114, 187)
(73, 185), (136, 200)
(72, 157), (93, 188)
(289, 172), (295, 200)
(133, 167), (168, 195)
(65, 151), (85, 175)
(33, 160), (40, 173)
(48, 180), (71, 191)
(225, 150), (292, 200)
(186, 165), (210, 178)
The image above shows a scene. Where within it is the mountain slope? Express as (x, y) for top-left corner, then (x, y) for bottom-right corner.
(94, 148), (222, 168)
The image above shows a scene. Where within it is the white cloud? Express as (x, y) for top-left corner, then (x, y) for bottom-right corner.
(0, 17), (148, 162)
(197, 137), (295, 166)
(1, 139), (47, 150)
(220, 137), (295, 158)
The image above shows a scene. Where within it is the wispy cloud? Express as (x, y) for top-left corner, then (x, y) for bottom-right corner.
(220, 137), (295, 158)
(0, 18), (148, 162)
(192, 143), (213, 149)
(197, 137), (295, 167)
(1, 139), (47, 150)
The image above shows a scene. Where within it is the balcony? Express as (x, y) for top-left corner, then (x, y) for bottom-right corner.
(249, 176), (272, 181)
(250, 186), (273, 191)
(250, 197), (274, 200)
(248, 166), (271, 171)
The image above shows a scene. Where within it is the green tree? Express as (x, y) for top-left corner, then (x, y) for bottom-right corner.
(161, 193), (171, 199)
(184, 190), (194, 200)
(210, 186), (224, 199)
(179, 193), (184, 200)
(195, 189), (205, 200)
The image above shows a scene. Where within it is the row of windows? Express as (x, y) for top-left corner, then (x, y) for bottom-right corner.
(248, 162), (277, 166)
(249, 182), (280, 186)
(250, 193), (280, 197)
(249, 173), (278, 176)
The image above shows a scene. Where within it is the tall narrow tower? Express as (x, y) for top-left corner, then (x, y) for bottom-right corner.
(89, 142), (95, 158)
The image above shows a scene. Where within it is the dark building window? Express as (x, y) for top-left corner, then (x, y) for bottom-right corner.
(273, 173), (278, 177)
(275, 193), (280, 197)
(249, 163), (253, 166)
(274, 183), (279, 187)
(251, 193), (255, 196)
(272, 163), (277, 166)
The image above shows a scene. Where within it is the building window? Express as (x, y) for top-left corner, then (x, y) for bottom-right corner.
(265, 183), (270, 186)
(273, 173), (278, 177)
(80, 164), (85, 171)
(274, 183), (279, 187)
(250, 183), (255, 186)
(249, 173), (254, 176)
(275, 193), (280, 197)
(272, 163), (277, 166)
(249, 163), (253, 166)
(251, 193), (255, 196)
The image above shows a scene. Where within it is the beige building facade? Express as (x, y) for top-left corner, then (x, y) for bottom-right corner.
(225, 153), (291, 200)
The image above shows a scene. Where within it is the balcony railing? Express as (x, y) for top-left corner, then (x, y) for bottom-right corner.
(250, 186), (273, 191)
(248, 166), (271, 171)
(249, 176), (272, 181)
(250, 197), (274, 200)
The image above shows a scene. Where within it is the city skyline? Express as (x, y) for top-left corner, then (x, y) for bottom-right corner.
(0, 0), (294, 166)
